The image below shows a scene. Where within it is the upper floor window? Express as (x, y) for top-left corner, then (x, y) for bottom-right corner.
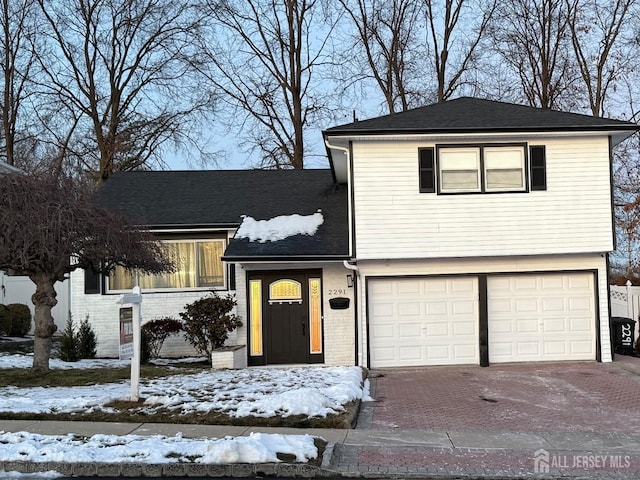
(483, 146), (526, 191)
(439, 147), (482, 192)
(439, 145), (525, 193)
(420, 144), (545, 194)
(108, 239), (226, 292)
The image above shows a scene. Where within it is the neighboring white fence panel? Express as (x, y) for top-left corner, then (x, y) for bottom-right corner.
(610, 281), (640, 343)
(0, 271), (69, 335)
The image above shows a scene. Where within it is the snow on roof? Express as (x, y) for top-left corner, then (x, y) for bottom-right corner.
(236, 212), (324, 243)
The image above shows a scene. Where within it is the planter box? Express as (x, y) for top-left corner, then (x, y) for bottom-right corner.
(211, 345), (247, 369)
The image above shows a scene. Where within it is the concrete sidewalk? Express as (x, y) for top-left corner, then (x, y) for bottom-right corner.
(331, 428), (640, 479)
(2, 419), (640, 478)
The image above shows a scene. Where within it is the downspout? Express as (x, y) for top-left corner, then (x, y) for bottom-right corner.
(324, 140), (354, 258)
(344, 260), (361, 367)
(325, 138), (363, 366)
(0, 271), (5, 304)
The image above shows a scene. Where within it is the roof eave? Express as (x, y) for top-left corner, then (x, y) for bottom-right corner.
(222, 254), (350, 262)
(139, 223), (240, 230)
(324, 125), (640, 137)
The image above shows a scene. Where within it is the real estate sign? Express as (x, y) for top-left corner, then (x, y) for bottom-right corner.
(119, 307), (134, 360)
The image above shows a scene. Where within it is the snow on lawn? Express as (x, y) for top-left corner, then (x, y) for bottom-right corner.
(0, 353), (131, 370)
(0, 353), (205, 370)
(0, 431), (319, 464)
(0, 354), (369, 418)
(0, 353), (371, 466)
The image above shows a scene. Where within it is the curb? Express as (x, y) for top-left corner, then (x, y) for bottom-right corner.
(1, 459), (340, 478)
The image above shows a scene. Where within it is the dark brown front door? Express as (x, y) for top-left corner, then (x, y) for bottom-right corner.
(248, 270), (324, 366)
(265, 287), (309, 364)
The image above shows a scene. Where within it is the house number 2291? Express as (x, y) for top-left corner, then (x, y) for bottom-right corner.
(328, 289), (346, 295)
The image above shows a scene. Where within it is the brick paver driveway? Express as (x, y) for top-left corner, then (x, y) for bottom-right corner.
(364, 357), (640, 433)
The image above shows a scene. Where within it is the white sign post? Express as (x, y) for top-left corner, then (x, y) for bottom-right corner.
(116, 286), (142, 401)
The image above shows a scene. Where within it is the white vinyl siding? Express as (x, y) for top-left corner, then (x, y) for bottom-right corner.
(352, 136), (613, 260)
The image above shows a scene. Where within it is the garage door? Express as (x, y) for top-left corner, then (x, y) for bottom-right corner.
(488, 273), (596, 363)
(368, 277), (479, 367)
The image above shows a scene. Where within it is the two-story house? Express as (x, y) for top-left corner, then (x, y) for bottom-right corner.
(71, 97), (639, 367)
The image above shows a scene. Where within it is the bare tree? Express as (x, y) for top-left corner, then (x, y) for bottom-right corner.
(491, 0), (576, 109)
(567, 0), (636, 117)
(611, 77), (640, 281)
(566, 0), (640, 279)
(201, 0), (334, 169)
(35, 0), (210, 183)
(0, 173), (172, 373)
(0, 0), (38, 167)
(612, 132), (640, 280)
(426, 0), (497, 103)
(337, 0), (423, 113)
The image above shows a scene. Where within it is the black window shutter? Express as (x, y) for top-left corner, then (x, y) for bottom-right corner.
(530, 145), (547, 191)
(228, 263), (236, 290)
(84, 267), (101, 294)
(419, 148), (435, 193)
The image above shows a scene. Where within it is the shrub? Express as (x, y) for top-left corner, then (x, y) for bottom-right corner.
(0, 303), (31, 337)
(0, 305), (10, 336)
(7, 303), (31, 336)
(179, 295), (242, 358)
(141, 317), (183, 359)
(59, 316), (80, 362)
(59, 315), (97, 361)
(141, 330), (152, 364)
(77, 315), (97, 359)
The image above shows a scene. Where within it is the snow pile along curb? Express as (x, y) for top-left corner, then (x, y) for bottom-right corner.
(0, 431), (339, 478)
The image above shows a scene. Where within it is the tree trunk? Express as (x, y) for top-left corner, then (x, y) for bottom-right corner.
(30, 274), (58, 374)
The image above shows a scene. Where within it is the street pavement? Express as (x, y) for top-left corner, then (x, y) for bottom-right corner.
(2, 355), (640, 478)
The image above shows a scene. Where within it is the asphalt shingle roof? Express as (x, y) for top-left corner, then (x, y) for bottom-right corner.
(94, 169), (349, 259)
(323, 97), (639, 136)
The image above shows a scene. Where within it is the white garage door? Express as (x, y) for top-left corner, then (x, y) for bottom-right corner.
(368, 277), (479, 368)
(488, 273), (596, 363)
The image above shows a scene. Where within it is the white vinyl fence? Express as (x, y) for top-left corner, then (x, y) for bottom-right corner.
(0, 271), (69, 335)
(610, 281), (640, 343)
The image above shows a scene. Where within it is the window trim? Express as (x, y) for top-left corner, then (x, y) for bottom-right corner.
(106, 238), (228, 293)
(435, 143), (530, 195)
